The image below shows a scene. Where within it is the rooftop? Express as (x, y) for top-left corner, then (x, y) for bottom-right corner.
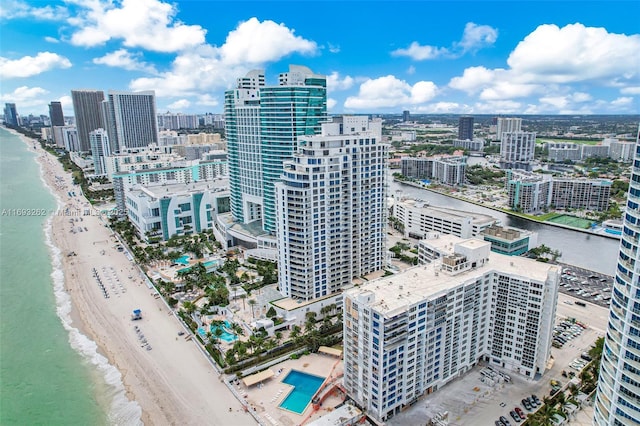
(129, 178), (229, 198)
(347, 246), (558, 317)
(398, 198), (496, 224)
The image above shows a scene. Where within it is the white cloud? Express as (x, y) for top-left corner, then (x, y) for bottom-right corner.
(44, 36), (59, 43)
(326, 72), (355, 91)
(506, 23), (640, 84)
(68, 0), (206, 53)
(0, 52), (71, 78)
(406, 66), (416, 75)
(414, 102), (468, 114)
(93, 49), (157, 74)
(621, 87), (640, 95)
(449, 66), (499, 94)
(327, 98), (337, 110)
(344, 75), (437, 109)
(130, 18), (318, 98)
(0, 86), (50, 112)
(392, 22), (497, 61)
(0, 0), (68, 21)
(457, 23), (498, 52)
(166, 99), (191, 110)
(472, 100), (523, 114)
(611, 97), (633, 107)
(219, 18), (316, 66)
(391, 42), (448, 60)
(195, 94), (219, 107)
(449, 23), (640, 109)
(327, 43), (340, 53)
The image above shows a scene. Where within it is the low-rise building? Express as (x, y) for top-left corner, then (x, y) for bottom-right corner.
(393, 198), (497, 239)
(401, 156), (467, 186)
(343, 236), (559, 423)
(125, 180), (229, 241)
(480, 225), (538, 256)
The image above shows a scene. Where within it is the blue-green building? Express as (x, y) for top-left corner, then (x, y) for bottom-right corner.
(224, 65), (327, 236)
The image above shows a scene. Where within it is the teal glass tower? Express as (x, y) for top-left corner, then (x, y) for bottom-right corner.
(224, 65), (327, 235)
(594, 125), (640, 425)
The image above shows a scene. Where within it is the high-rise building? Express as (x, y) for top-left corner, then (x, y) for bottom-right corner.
(225, 65), (327, 235)
(496, 117), (522, 140)
(403, 110), (410, 122)
(500, 131), (537, 170)
(48, 101), (65, 126)
(458, 116), (474, 141)
(594, 126), (640, 425)
(3, 103), (18, 126)
(343, 236), (559, 423)
(71, 90), (105, 152)
(102, 90), (158, 151)
(89, 129), (111, 176)
(275, 116), (387, 301)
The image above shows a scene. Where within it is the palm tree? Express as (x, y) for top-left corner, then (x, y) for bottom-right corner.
(182, 301), (197, 315)
(248, 299), (257, 318)
(274, 331), (283, 344)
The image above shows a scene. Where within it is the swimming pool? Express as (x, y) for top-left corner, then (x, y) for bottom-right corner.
(197, 320), (238, 343)
(177, 259), (222, 273)
(175, 255), (190, 265)
(278, 370), (326, 414)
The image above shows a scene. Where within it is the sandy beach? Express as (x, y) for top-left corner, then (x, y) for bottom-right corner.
(13, 129), (256, 426)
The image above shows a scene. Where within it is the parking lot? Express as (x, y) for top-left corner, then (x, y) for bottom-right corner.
(388, 293), (609, 426)
(558, 263), (613, 308)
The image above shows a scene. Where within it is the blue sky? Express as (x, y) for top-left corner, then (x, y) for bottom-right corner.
(1, 0), (639, 116)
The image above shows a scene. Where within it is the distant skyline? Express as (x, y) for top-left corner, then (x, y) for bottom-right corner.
(1, 0), (639, 116)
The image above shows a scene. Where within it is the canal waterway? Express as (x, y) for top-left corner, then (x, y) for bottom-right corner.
(389, 178), (620, 275)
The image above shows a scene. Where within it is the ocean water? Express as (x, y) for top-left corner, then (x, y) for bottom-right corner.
(0, 128), (141, 425)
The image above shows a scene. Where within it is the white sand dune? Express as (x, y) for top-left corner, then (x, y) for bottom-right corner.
(13, 129), (256, 426)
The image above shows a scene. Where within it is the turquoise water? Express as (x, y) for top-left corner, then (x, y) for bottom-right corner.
(0, 128), (141, 425)
(198, 320), (238, 342)
(278, 370), (325, 414)
(177, 259), (221, 273)
(0, 129), (107, 424)
(176, 255), (191, 265)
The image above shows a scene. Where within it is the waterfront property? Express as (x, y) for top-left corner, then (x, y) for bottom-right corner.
(343, 236), (559, 423)
(401, 155), (467, 186)
(393, 197), (497, 239)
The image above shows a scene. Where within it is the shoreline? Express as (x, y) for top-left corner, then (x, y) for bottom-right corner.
(8, 128), (255, 426)
(395, 179), (620, 240)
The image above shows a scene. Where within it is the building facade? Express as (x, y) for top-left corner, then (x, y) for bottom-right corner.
(3, 103), (19, 126)
(275, 116), (387, 301)
(594, 126), (640, 425)
(496, 117), (522, 140)
(393, 198), (497, 239)
(48, 101), (65, 127)
(343, 236), (559, 423)
(71, 90), (105, 152)
(157, 112), (199, 130)
(225, 66), (327, 235)
(500, 132), (537, 170)
(126, 181), (229, 241)
(458, 116), (474, 141)
(401, 156), (467, 186)
(480, 225), (538, 256)
(103, 90), (159, 151)
(89, 128), (111, 176)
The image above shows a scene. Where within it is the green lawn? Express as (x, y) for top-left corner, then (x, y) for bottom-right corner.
(536, 138), (601, 145)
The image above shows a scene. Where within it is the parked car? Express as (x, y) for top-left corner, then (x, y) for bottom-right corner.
(515, 407), (525, 418)
(510, 410), (522, 422)
(527, 396), (537, 407)
(581, 353), (593, 361)
(532, 394), (541, 405)
(522, 398), (532, 410)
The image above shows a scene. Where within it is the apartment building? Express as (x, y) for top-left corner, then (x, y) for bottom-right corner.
(275, 116), (387, 301)
(594, 126), (640, 425)
(551, 179), (611, 211)
(506, 170), (611, 213)
(393, 198), (497, 239)
(343, 236), (559, 423)
(125, 180), (229, 241)
(401, 156), (467, 186)
(500, 131), (537, 170)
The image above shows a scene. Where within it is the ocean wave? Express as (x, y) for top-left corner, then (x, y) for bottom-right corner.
(39, 162), (143, 425)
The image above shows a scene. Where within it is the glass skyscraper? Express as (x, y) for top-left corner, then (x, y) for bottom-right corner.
(224, 65), (327, 235)
(594, 125), (640, 425)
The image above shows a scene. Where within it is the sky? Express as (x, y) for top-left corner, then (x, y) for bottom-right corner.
(1, 0), (639, 117)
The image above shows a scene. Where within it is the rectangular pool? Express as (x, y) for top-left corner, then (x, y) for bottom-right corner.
(278, 370), (325, 414)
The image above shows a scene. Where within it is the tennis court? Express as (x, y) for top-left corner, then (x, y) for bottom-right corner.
(545, 214), (593, 229)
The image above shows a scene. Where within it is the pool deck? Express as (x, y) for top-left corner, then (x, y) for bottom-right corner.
(232, 353), (345, 426)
